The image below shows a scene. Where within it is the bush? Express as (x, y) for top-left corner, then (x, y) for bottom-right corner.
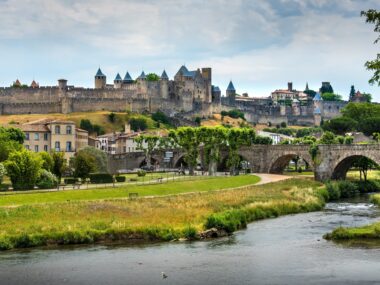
(36, 170), (58, 189)
(129, 118), (148, 132)
(152, 110), (170, 125)
(354, 180), (380, 193)
(89, 173), (113, 184)
(137, 170), (146, 177)
(0, 162), (6, 184)
(115, 176), (126, 182)
(337, 181), (359, 198)
(63, 178), (78, 185)
(326, 182), (340, 200)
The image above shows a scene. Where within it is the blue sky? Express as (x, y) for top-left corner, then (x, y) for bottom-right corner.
(0, 0), (379, 101)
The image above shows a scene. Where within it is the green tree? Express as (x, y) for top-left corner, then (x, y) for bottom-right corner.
(322, 117), (357, 135)
(4, 149), (42, 190)
(77, 147), (108, 173)
(0, 163), (6, 184)
(341, 102), (380, 122)
(129, 118), (148, 132)
(39, 151), (54, 172)
(146, 73), (160, 81)
(1, 127), (25, 144)
(359, 116), (380, 136)
(73, 152), (97, 178)
(51, 151), (67, 182)
(362, 93), (372, 102)
(321, 93), (342, 101)
(152, 110), (170, 125)
(319, 131), (337, 144)
(352, 157), (379, 181)
(361, 9), (380, 85)
(134, 135), (161, 168)
(169, 127), (201, 175)
(36, 169), (58, 189)
(108, 112), (116, 123)
(80, 119), (93, 133)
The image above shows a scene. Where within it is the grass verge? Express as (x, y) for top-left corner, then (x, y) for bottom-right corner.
(0, 175), (260, 207)
(0, 178), (325, 250)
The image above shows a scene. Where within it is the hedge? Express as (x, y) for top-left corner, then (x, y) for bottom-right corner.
(89, 173), (113, 184)
(115, 176), (126, 182)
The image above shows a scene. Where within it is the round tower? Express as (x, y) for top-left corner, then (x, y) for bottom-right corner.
(226, 81), (236, 105)
(160, 70), (169, 99)
(114, 73), (122, 89)
(58, 79), (67, 90)
(95, 68), (106, 89)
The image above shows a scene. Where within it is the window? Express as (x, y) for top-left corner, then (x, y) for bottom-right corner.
(66, 141), (72, 152)
(44, 133), (48, 141)
(34, 145), (39, 152)
(44, 145), (48, 152)
(25, 133), (30, 140)
(66, 125), (72, 135)
(34, 133), (39, 141)
(55, 125), (61, 134)
(55, 141), (60, 151)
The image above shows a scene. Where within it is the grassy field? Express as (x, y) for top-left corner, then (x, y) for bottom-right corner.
(0, 111), (167, 134)
(346, 170), (380, 181)
(0, 175), (261, 207)
(0, 178), (325, 250)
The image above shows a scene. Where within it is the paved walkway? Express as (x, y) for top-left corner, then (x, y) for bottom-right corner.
(253, 173), (292, 185)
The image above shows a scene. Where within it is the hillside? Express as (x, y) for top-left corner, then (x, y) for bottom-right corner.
(0, 111), (167, 134)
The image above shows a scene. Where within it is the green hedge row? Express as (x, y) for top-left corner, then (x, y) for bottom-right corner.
(89, 173), (113, 184)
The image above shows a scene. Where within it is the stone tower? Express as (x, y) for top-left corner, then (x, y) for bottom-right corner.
(123, 72), (134, 84)
(160, 70), (169, 99)
(58, 79), (67, 90)
(292, 98), (300, 116)
(95, 68), (106, 89)
(314, 106), (322, 126)
(226, 81), (236, 105)
(114, 73), (123, 89)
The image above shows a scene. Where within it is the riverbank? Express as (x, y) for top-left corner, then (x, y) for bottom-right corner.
(0, 178), (324, 250)
(325, 193), (380, 241)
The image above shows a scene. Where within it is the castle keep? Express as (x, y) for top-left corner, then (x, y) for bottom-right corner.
(1, 65), (360, 126)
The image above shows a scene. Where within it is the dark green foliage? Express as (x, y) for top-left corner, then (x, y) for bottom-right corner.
(194, 117), (201, 125)
(320, 83), (334, 94)
(73, 152), (97, 178)
(39, 152), (54, 172)
(37, 170), (58, 189)
(51, 151), (66, 182)
(4, 149), (42, 190)
(137, 170), (146, 177)
(115, 176), (126, 182)
(359, 116), (380, 136)
(0, 127), (24, 162)
(341, 102), (380, 122)
(77, 147), (108, 173)
(325, 182), (341, 200)
(321, 93), (342, 101)
(152, 110), (170, 125)
(361, 9), (380, 85)
(280, 122), (287, 128)
(1, 127), (25, 144)
(146, 73), (160, 81)
(296, 127), (322, 138)
(254, 136), (272, 145)
(89, 173), (113, 184)
(263, 127), (295, 136)
(354, 180), (380, 192)
(64, 178), (78, 184)
(322, 117), (357, 135)
(304, 89), (316, 97)
(221, 109), (245, 120)
(108, 112), (116, 123)
(129, 118), (148, 132)
(319, 131), (337, 144)
(79, 119), (105, 135)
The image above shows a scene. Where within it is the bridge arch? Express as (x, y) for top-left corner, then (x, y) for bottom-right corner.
(217, 154), (251, 172)
(331, 153), (380, 180)
(268, 153), (313, 174)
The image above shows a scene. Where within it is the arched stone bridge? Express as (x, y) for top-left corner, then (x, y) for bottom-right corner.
(108, 144), (380, 181)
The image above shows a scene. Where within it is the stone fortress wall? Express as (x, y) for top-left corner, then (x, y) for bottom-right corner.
(0, 66), (351, 126)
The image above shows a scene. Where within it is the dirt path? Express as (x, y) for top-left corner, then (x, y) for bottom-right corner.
(254, 173), (292, 185)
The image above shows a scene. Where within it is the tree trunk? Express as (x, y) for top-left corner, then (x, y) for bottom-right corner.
(188, 165), (194, 176)
(208, 161), (217, 176)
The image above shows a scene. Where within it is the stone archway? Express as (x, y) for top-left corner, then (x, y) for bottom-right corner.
(331, 154), (379, 180)
(269, 153), (313, 174)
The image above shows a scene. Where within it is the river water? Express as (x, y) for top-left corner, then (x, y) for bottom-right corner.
(1, 196), (380, 285)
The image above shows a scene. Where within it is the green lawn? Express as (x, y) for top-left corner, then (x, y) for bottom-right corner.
(0, 175), (260, 207)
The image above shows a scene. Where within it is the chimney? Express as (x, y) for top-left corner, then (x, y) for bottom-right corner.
(288, 82), (293, 91)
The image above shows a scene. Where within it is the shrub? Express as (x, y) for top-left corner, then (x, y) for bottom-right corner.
(36, 170), (58, 189)
(354, 180), (380, 193)
(152, 110), (170, 125)
(326, 182), (340, 200)
(129, 118), (148, 132)
(137, 170), (146, 177)
(337, 181), (359, 198)
(115, 176), (126, 182)
(108, 112), (116, 123)
(64, 178), (78, 184)
(89, 173), (113, 184)
(0, 162), (6, 184)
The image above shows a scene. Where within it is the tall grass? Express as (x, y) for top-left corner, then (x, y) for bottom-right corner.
(0, 178), (324, 250)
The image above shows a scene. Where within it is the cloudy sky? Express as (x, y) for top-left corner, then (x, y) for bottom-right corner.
(0, 0), (379, 101)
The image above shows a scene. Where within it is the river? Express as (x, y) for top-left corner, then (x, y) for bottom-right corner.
(1, 196), (379, 285)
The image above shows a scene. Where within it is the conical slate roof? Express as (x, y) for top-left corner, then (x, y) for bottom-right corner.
(212, 85), (221, 92)
(138, 71), (146, 79)
(226, 81), (236, 92)
(95, 68), (105, 77)
(114, 73), (122, 81)
(313, 92), (322, 101)
(161, 70), (169, 80)
(123, 71), (133, 82)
